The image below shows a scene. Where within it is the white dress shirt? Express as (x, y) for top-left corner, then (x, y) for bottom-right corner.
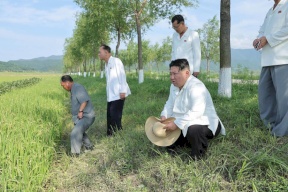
(172, 28), (201, 72)
(161, 76), (225, 137)
(105, 56), (131, 102)
(258, 0), (288, 66)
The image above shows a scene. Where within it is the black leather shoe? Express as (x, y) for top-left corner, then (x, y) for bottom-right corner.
(71, 153), (80, 158)
(85, 145), (94, 151)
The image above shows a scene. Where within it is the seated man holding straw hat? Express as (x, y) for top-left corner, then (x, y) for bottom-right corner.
(145, 59), (225, 159)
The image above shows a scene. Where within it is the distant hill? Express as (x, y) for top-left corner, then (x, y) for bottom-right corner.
(0, 61), (35, 72)
(0, 55), (63, 72)
(201, 48), (262, 73)
(0, 49), (262, 73)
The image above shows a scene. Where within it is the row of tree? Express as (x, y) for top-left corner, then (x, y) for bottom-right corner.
(63, 0), (198, 83)
(63, 0), (231, 97)
(67, 37), (173, 78)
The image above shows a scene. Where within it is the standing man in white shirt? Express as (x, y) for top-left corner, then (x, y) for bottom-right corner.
(171, 15), (201, 77)
(160, 59), (225, 159)
(252, 0), (288, 136)
(98, 44), (131, 136)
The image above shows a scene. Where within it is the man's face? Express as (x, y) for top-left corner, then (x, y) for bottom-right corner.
(60, 81), (71, 91)
(169, 66), (189, 89)
(98, 46), (107, 60)
(172, 20), (185, 34)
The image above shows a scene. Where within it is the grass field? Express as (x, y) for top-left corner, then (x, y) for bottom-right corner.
(46, 72), (287, 192)
(0, 72), (60, 83)
(0, 72), (34, 82)
(1, 72), (287, 191)
(0, 73), (67, 191)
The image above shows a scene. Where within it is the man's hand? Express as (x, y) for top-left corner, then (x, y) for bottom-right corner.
(77, 111), (84, 119)
(163, 121), (178, 132)
(120, 93), (126, 100)
(193, 72), (199, 78)
(160, 116), (166, 121)
(253, 39), (260, 49)
(258, 36), (268, 50)
(253, 36), (267, 50)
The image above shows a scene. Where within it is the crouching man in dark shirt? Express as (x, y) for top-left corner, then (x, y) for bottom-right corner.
(60, 75), (95, 156)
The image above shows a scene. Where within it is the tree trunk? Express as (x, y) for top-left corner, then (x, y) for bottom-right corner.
(115, 28), (121, 57)
(218, 0), (231, 98)
(206, 59), (210, 75)
(100, 60), (105, 78)
(92, 57), (95, 71)
(83, 58), (87, 77)
(135, 14), (143, 83)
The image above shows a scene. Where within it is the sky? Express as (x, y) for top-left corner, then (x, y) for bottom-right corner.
(0, 0), (273, 62)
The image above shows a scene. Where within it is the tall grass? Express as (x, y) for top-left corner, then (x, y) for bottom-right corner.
(0, 75), (67, 191)
(46, 72), (288, 192)
(0, 72), (40, 82)
(0, 72), (63, 84)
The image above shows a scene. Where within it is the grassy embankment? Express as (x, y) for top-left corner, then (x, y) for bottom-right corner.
(45, 72), (288, 192)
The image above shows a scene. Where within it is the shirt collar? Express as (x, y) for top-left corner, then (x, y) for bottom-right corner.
(179, 28), (189, 38)
(107, 56), (113, 64)
(182, 75), (192, 90)
(173, 75), (192, 92)
(272, 0), (285, 11)
(105, 56), (113, 70)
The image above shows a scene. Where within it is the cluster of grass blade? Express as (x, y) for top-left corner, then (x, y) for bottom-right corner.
(0, 77), (41, 95)
(0, 76), (67, 191)
(46, 72), (287, 192)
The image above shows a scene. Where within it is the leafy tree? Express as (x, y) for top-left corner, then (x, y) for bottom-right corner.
(150, 36), (172, 73)
(197, 15), (220, 75)
(122, 0), (197, 83)
(110, 1), (136, 57)
(148, 43), (160, 72)
(119, 40), (138, 72)
(157, 36), (172, 72)
(74, 0), (135, 57)
(63, 37), (82, 72)
(218, 0), (232, 98)
(63, 6), (109, 75)
(67, 0), (197, 80)
(141, 40), (154, 69)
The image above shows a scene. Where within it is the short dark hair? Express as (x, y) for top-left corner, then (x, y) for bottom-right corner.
(61, 75), (73, 82)
(169, 59), (190, 71)
(171, 15), (185, 24)
(101, 44), (111, 53)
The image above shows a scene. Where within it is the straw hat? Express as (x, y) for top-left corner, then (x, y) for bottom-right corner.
(145, 116), (181, 147)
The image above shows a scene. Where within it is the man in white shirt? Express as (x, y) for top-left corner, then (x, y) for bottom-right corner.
(171, 15), (201, 77)
(98, 44), (131, 136)
(252, 0), (288, 136)
(160, 59), (225, 159)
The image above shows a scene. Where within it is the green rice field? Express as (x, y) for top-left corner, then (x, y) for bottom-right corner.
(0, 73), (67, 191)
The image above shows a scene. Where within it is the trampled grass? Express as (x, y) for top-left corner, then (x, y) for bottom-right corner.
(45, 73), (288, 192)
(0, 74), (67, 191)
